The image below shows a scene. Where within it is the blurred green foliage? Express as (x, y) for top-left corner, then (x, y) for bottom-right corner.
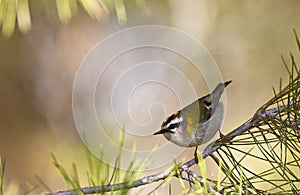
(0, 0), (149, 38)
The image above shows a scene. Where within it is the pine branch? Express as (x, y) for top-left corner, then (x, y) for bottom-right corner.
(49, 100), (299, 195)
(48, 159), (193, 195)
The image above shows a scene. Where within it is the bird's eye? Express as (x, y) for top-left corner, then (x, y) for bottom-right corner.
(168, 123), (178, 130)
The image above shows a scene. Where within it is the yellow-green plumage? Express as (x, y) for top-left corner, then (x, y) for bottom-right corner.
(154, 81), (231, 147)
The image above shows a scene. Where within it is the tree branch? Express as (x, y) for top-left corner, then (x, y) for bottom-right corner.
(49, 104), (298, 195)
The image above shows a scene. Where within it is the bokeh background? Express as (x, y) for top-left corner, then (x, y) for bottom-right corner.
(0, 0), (300, 194)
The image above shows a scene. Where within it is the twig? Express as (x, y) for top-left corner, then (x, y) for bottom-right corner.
(49, 164), (194, 195)
(183, 168), (220, 195)
(49, 104), (295, 195)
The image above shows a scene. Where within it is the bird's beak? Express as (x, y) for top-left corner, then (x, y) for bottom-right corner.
(153, 128), (169, 135)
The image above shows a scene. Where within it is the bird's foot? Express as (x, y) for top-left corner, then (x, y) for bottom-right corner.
(219, 130), (225, 139)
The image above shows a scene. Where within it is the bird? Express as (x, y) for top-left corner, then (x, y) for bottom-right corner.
(153, 80), (232, 163)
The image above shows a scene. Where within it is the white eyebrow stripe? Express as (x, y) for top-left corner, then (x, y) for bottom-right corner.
(167, 116), (183, 127)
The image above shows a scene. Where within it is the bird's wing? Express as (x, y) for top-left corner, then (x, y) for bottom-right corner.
(182, 96), (211, 135)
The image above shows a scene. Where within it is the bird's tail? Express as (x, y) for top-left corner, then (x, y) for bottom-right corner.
(210, 80), (232, 105)
(212, 80), (232, 96)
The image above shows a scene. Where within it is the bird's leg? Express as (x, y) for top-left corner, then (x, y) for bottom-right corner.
(194, 146), (198, 164)
(219, 130), (225, 139)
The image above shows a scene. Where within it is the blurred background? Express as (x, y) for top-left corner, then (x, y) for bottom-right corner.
(0, 0), (300, 194)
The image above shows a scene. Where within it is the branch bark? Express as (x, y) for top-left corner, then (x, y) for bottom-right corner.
(48, 105), (292, 195)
